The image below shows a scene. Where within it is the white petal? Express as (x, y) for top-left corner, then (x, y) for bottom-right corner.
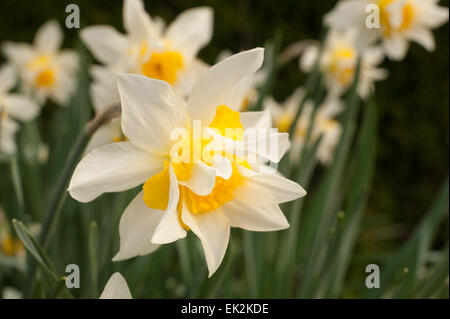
(240, 109), (272, 130)
(383, 34), (409, 61)
(406, 26), (435, 52)
(323, 0), (370, 29)
(299, 45), (319, 72)
(166, 7), (213, 59)
(245, 171), (307, 203)
(117, 73), (188, 154)
(211, 155), (232, 180)
(172, 58), (209, 98)
(123, 0), (158, 40)
(0, 117), (19, 155)
(84, 120), (120, 153)
(419, 3), (449, 28)
(81, 26), (128, 65)
(222, 74), (256, 111)
(178, 161), (216, 196)
(188, 48), (264, 126)
(34, 20), (63, 53)
(68, 142), (163, 202)
(90, 66), (120, 112)
(59, 50), (79, 72)
(2, 42), (34, 66)
(2, 94), (39, 121)
(0, 64), (17, 93)
(100, 273), (132, 299)
(181, 207), (230, 277)
(206, 127), (291, 164)
(222, 199), (289, 231)
(151, 165), (187, 244)
(113, 191), (162, 261)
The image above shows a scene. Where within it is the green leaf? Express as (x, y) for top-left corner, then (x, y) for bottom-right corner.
(414, 246), (449, 299)
(297, 58), (362, 298)
(364, 177), (449, 298)
(12, 219), (58, 281)
(319, 94), (378, 298)
(88, 221), (99, 298)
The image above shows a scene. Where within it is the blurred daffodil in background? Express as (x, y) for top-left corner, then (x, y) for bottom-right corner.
(2, 20), (79, 106)
(325, 0), (449, 60)
(81, 0), (213, 150)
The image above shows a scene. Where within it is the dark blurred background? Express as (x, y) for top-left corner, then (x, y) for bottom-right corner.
(0, 0), (448, 264)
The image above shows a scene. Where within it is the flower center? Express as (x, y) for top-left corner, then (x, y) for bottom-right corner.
(1, 235), (24, 257)
(35, 69), (55, 87)
(27, 55), (56, 88)
(277, 114), (294, 133)
(141, 51), (184, 85)
(142, 105), (248, 224)
(328, 46), (356, 86)
(378, 0), (414, 36)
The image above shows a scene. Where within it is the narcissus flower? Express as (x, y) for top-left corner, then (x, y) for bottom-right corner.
(300, 29), (388, 98)
(0, 207), (24, 260)
(69, 48), (305, 276)
(267, 91), (343, 165)
(82, 0), (213, 110)
(264, 88), (305, 134)
(324, 0), (449, 60)
(0, 64), (39, 155)
(2, 20), (79, 105)
(100, 273), (132, 299)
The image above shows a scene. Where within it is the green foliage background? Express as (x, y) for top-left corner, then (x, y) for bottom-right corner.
(0, 0), (448, 298)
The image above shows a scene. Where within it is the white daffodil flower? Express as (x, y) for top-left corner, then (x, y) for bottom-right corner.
(69, 48), (305, 276)
(267, 92), (343, 166)
(300, 29), (388, 99)
(0, 64), (39, 155)
(100, 273), (132, 299)
(265, 88), (305, 134)
(82, 0), (213, 108)
(324, 0), (449, 60)
(2, 20), (79, 106)
(293, 96), (343, 165)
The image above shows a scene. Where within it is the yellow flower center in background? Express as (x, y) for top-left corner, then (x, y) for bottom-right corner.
(321, 118), (339, 133)
(379, 0), (414, 36)
(35, 69), (55, 87)
(27, 54), (56, 88)
(1, 235), (24, 257)
(328, 46), (356, 86)
(142, 105), (248, 226)
(141, 51), (184, 85)
(277, 114), (294, 133)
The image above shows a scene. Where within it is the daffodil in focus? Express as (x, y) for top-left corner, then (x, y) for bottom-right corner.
(300, 29), (388, 98)
(267, 92), (343, 165)
(0, 64), (39, 155)
(2, 20), (79, 105)
(324, 0), (449, 60)
(68, 48), (305, 276)
(216, 50), (267, 112)
(100, 273), (132, 299)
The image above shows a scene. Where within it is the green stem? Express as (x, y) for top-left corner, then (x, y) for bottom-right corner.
(23, 103), (121, 298)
